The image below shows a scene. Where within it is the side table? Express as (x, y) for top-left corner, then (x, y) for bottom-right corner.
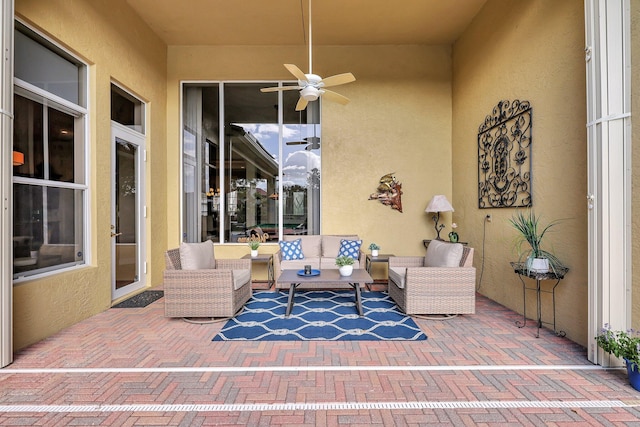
(242, 254), (274, 289)
(365, 253), (394, 290)
(510, 261), (569, 338)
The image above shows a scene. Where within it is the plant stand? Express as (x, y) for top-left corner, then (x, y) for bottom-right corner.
(510, 262), (569, 338)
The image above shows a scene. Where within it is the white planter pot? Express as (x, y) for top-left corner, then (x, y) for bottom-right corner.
(338, 265), (353, 277)
(371, 249), (379, 257)
(527, 257), (549, 273)
(251, 249), (258, 258)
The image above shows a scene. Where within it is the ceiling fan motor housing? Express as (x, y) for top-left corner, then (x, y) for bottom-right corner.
(300, 86), (320, 101)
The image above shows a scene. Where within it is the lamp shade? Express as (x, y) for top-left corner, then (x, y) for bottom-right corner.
(425, 195), (454, 213)
(13, 151), (24, 166)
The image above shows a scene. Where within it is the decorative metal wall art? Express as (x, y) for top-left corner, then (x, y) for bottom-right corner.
(478, 100), (532, 209)
(369, 173), (403, 213)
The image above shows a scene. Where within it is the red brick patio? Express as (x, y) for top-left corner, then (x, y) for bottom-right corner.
(1, 290), (639, 426)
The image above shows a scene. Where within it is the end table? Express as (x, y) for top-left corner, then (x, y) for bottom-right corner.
(365, 253), (394, 291)
(242, 254), (274, 289)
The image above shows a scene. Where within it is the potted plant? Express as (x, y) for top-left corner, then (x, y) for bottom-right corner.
(248, 240), (260, 258)
(448, 223), (459, 243)
(509, 210), (563, 274)
(596, 324), (640, 391)
(368, 243), (380, 257)
(335, 255), (355, 276)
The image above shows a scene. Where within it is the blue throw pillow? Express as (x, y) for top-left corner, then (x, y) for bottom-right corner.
(279, 239), (305, 260)
(338, 239), (362, 260)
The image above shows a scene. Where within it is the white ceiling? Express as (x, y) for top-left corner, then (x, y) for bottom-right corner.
(126, 0), (487, 46)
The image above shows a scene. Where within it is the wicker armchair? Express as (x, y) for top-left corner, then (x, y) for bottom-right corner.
(163, 248), (252, 319)
(388, 244), (476, 315)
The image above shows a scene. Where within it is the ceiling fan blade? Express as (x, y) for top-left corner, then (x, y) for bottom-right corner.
(305, 136), (320, 144)
(321, 72), (356, 88)
(321, 89), (350, 105)
(295, 97), (309, 111)
(284, 64), (308, 82)
(286, 140), (307, 145)
(260, 86), (302, 93)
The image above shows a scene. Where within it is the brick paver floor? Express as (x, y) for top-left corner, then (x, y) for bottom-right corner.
(1, 289), (639, 426)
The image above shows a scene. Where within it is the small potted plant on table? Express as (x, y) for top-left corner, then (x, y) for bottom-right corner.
(248, 240), (260, 258)
(368, 243), (380, 257)
(336, 256), (355, 277)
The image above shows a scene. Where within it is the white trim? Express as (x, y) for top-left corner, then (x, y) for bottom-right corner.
(13, 176), (87, 190)
(0, 364), (608, 374)
(0, 0), (14, 369)
(585, 112), (631, 127)
(111, 122), (147, 301)
(0, 400), (630, 413)
(585, 0), (632, 366)
(13, 78), (87, 116)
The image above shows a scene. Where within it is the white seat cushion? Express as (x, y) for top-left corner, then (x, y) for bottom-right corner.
(389, 267), (407, 289)
(232, 269), (251, 290)
(179, 240), (215, 270)
(424, 240), (464, 267)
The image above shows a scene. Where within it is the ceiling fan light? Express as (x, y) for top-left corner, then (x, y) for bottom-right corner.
(300, 86), (319, 101)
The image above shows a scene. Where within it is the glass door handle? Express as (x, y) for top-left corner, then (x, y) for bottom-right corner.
(110, 232), (122, 238)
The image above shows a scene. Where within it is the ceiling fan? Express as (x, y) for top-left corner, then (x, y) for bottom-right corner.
(260, 0), (355, 111)
(286, 135), (321, 151)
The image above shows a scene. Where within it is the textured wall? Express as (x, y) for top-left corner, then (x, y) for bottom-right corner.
(12, 0), (598, 351)
(452, 0), (587, 344)
(14, 0), (167, 350)
(167, 44), (453, 258)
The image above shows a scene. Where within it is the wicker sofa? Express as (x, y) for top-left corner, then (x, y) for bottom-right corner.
(273, 235), (366, 289)
(163, 242), (252, 318)
(388, 240), (476, 315)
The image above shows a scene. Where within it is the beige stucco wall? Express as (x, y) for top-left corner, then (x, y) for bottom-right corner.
(10, 0), (602, 351)
(13, 0), (167, 350)
(167, 45), (453, 261)
(452, 0), (588, 344)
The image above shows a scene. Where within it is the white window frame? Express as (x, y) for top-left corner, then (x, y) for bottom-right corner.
(12, 20), (90, 283)
(179, 80), (321, 244)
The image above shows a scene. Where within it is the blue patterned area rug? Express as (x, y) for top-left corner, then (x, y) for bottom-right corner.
(213, 291), (427, 341)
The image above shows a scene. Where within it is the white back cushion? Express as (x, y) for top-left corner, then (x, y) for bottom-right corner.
(284, 235), (322, 258)
(424, 240), (464, 267)
(179, 240), (215, 270)
(322, 235), (359, 257)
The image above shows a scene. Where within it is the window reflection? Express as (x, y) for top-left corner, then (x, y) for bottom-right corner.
(182, 82), (320, 243)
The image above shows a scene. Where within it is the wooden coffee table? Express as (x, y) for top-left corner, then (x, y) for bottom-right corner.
(277, 269), (373, 317)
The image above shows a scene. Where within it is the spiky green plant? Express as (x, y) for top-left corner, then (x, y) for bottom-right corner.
(509, 209), (563, 273)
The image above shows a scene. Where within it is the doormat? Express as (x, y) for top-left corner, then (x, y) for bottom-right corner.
(112, 290), (164, 308)
(213, 291), (427, 341)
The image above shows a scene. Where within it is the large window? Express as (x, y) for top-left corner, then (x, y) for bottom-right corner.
(12, 22), (88, 280)
(182, 83), (321, 243)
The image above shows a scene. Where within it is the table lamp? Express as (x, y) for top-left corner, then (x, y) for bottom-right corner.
(425, 195), (454, 240)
